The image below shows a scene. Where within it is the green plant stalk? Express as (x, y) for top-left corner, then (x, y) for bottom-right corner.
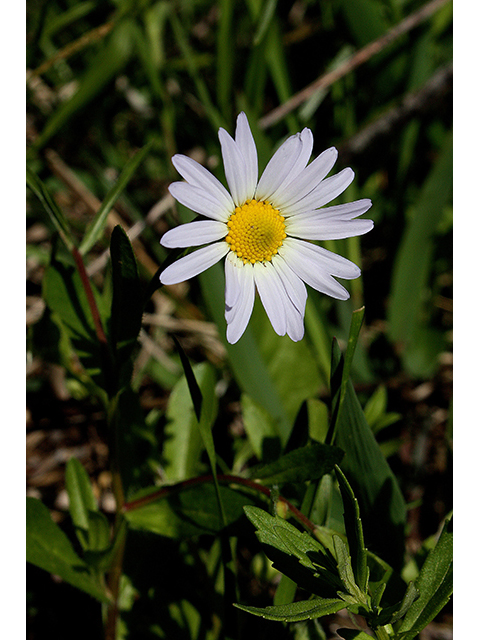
(375, 625), (393, 640)
(68, 243), (126, 638)
(104, 395), (127, 640)
(104, 522), (127, 640)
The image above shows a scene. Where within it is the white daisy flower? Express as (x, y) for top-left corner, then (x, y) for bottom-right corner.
(160, 112), (373, 344)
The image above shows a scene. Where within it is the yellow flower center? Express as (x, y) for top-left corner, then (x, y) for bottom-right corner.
(225, 199), (286, 264)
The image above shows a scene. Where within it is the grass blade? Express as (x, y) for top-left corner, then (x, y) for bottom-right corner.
(26, 166), (75, 250)
(79, 141), (153, 255)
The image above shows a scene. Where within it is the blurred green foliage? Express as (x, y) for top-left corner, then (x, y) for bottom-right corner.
(27, 0), (452, 638)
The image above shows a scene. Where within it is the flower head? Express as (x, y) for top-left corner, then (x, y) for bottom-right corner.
(160, 112), (373, 344)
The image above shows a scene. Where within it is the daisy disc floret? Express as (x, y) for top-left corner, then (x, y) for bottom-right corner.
(160, 112), (373, 344)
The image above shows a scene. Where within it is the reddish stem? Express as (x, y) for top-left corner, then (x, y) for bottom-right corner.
(123, 473), (317, 534)
(71, 246), (108, 345)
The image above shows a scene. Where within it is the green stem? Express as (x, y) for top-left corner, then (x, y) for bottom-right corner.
(104, 396), (126, 640)
(375, 625), (393, 640)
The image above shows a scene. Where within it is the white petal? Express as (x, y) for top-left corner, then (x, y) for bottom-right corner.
(282, 167), (355, 216)
(253, 262), (287, 336)
(294, 128), (314, 176)
(279, 240), (351, 300)
(235, 112), (258, 199)
(225, 252), (243, 308)
(272, 147), (338, 210)
(272, 254), (307, 315)
(285, 216), (374, 241)
(172, 154), (234, 211)
(255, 134), (303, 202)
(219, 128), (250, 206)
(161, 220), (228, 248)
(160, 242), (229, 285)
(285, 305), (305, 342)
(286, 237), (361, 279)
(225, 262), (255, 344)
(315, 199), (372, 221)
(168, 182), (231, 221)
(275, 128), (314, 193)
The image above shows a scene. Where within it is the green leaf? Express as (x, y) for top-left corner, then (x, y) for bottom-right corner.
(26, 497), (110, 603)
(42, 254), (107, 389)
(252, 443), (344, 485)
(332, 341), (406, 570)
(65, 457), (98, 549)
(84, 510), (111, 552)
(333, 535), (368, 608)
(235, 597), (346, 622)
(216, 0), (235, 118)
(162, 362), (216, 481)
(79, 143), (152, 255)
(338, 0), (390, 47)
(109, 226), (143, 390)
(252, 0), (278, 46)
(171, 335), (203, 423)
(327, 307), (365, 444)
(26, 166), (75, 250)
(335, 466), (368, 594)
(336, 630), (374, 640)
(125, 484), (255, 538)
(110, 225), (142, 343)
(363, 385), (401, 435)
(388, 130), (453, 375)
(381, 581), (419, 625)
(170, 341), (224, 528)
(241, 393), (280, 460)
(273, 573), (297, 606)
(397, 518), (453, 639)
(243, 506), (342, 597)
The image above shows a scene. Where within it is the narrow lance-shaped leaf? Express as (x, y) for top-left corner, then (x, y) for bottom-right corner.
(171, 335), (203, 422)
(333, 535), (369, 609)
(234, 597), (346, 623)
(327, 306), (365, 444)
(79, 141), (153, 255)
(388, 131), (453, 346)
(26, 166), (75, 250)
(109, 226), (144, 392)
(330, 340), (407, 570)
(335, 465), (368, 594)
(397, 517), (453, 640)
(172, 336), (227, 532)
(65, 457), (98, 550)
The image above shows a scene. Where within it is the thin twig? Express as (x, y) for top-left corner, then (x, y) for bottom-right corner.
(45, 148), (169, 276)
(29, 20), (116, 79)
(258, 0), (451, 129)
(338, 63), (453, 162)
